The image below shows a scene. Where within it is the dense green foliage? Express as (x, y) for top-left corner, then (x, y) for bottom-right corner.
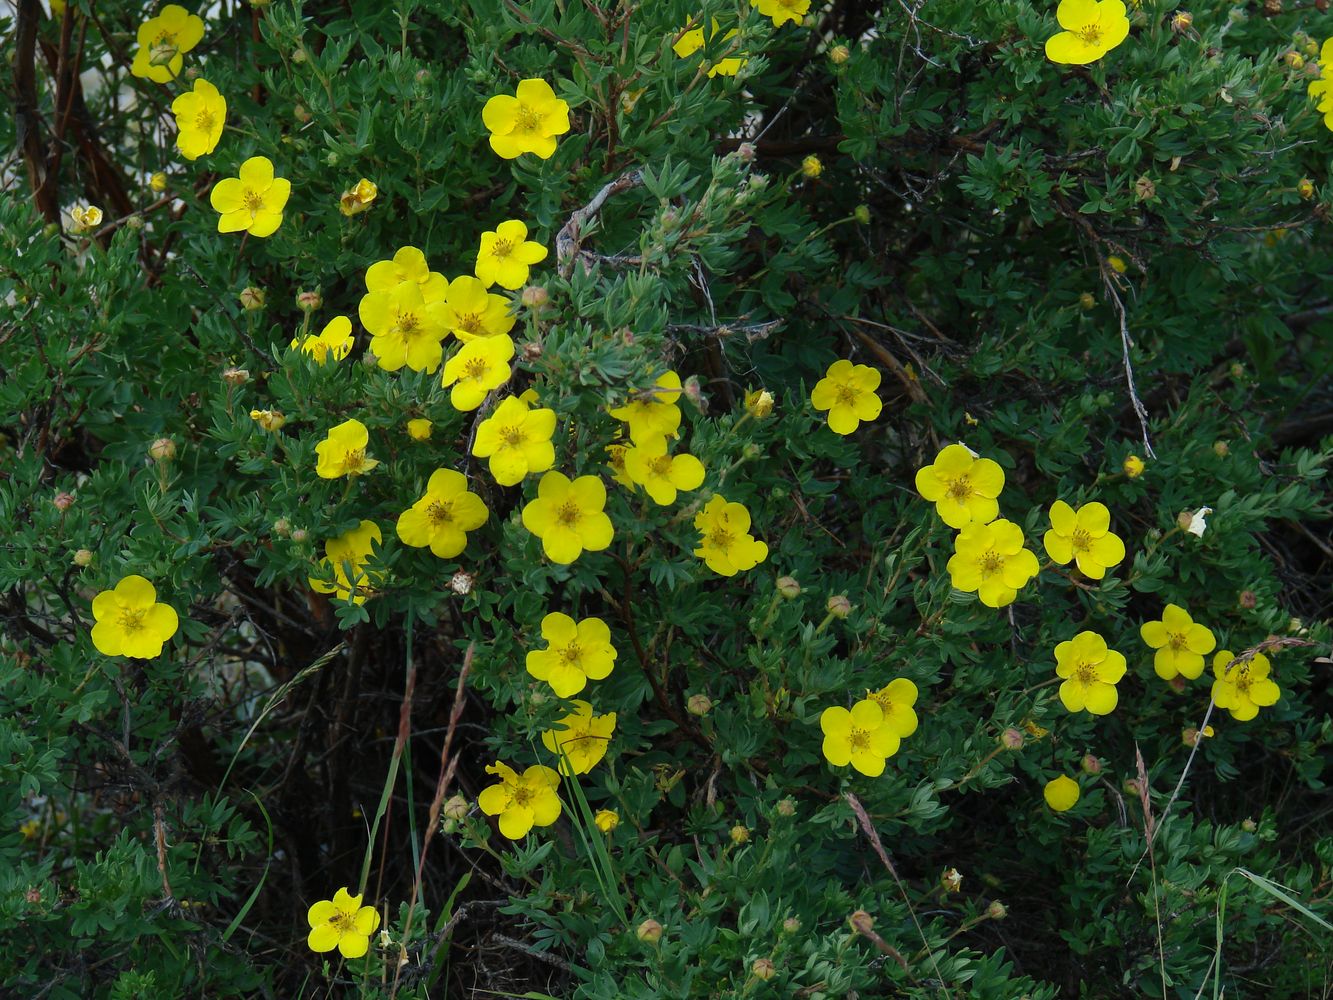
(3, 0), (1332, 997)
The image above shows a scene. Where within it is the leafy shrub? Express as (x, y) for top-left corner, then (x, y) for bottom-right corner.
(3, 0), (1332, 997)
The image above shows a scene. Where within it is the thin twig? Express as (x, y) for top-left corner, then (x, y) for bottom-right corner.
(556, 170), (644, 279)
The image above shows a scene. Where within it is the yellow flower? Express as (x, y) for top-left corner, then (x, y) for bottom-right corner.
(1044, 0), (1130, 66)
(1123, 454), (1145, 478)
(90, 575), (180, 659)
(947, 519), (1038, 607)
(605, 442), (635, 491)
(801, 154), (823, 178)
(594, 809), (620, 833)
(406, 418), (433, 441)
(338, 178), (378, 216)
(131, 4), (205, 83)
(541, 700), (617, 775)
(744, 388), (774, 418)
(291, 315), (354, 365)
(395, 469), (489, 559)
(478, 761), (562, 839)
(475, 220), (548, 290)
(315, 418), (379, 479)
(693, 495), (768, 576)
(306, 888), (380, 959)
(150, 172), (168, 192)
(1043, 775), (1080, 812)
(358, 281), (450, 373)
(249, 408), (286, 432)
(365, 246), (448, 302)
(170, 79), (225, 160)
(521, 471), (615, 564)
(672, 18), (746, 77)
(864, 679), (919, 738)
(752, 0), (810, 28)
(608, 371), (683, 444)
(526, 613), (617, 697)
(441, 275), (516, 341)
(914, 444), (1004, 528)
(1107, 254), (1128, 273)
(819, 699), (901, 777)
(810, 360), (882, 435)
(472, 394), (558, 486)
(1309, 42), (1333, 130)
(69, 204), (102, 232)
(1140, 604), (1216, 680)
(209, 156), (290, 238)
(309, 520), (382, 605)
(622, 437), (705, 506)
(1054, 631), (1126, 715)
(1042, 500), (1125, 579)
(441, 334), (515, 411)
(1211, 650), (1281, 722)
(482, 79), (571, 160)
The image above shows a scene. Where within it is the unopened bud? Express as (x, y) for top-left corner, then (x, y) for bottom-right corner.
(636, 919), (664, 944)
(1238, 590), (1257, 609)
(751, 957), (776, 981)
(687, 693), (713, 717)
(406, 418), (432, 441)
(730, 824), (750, 845)
(1079, 291), (1096, 310)
(293, 104), (311, 123)
(744, 388), (774, 418)
(829, 44), (850, 64)
(1283, 49), (1303, 68)
(775, 797), (796, 817)
(520, 285), (548, 308)
(1081, 754), (1102, 775)
(1213, 440), (1229, 457)
(290, 528), (308, 543)
(72, 548), (93, 567)
(1298, 178), (1315, 200)
(987, 900), (1008, 920)
(149, 437), (176, 462)
(776, 576), (801, 599)
(853, 204), (871, 224)
(1171, 10), (1193, 31)
(443, 795), (468, 821)
(826, 594), (852, 619)
(801, 155), (823, 179)
(1241, 817), (1257, 832)
(594, 808), (619, 833)
(941, 867), (963, 893)
(999, 727), (1024, 750)
(782, 916), (801, 933)
(1123, 454), (1145, 478)
(1135, 175), (1156, 201)
(150, 172), (168, 193)
(52, 491), (75, 512)
(272, 518), (291, 537)
(736, 142), (756, 163)
(238, 287), (265, 311)
(450, 570), (474, 596)
(222, 366), (250, 387)
(297, 290), (322, 312)
(848, 910), (875, 935)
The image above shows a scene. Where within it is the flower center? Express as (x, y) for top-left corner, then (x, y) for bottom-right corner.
(1070, 528), (1093, 552)
(977, 550), (1004, 576)
(195, 109), (216, 132)
(500, 425), (526, 448)
(491, 238), (514, 259)
(945, 477), (972, 502)
(398, 312), (420, 335)
(343, 448), (367, 473)
(706, 527), (734, 550)
(559, 642), (583, 666)
(427, 500), (453, 525)
(516, 105), (544, 132)
(118, 608), (146, 634)
(149, 34), (179, 66)
(1073, 661), (1099, 685)
(834, 384), (858, 407)
(243, 189), (264, 213)
(512, 785), (533, 807)
(1168, 631), (1188, 651)
(649, 455), (673, 478)
(463, 357), (490, 379)
(848, 726), (872, 751)
(1075, 22), (1103, 46)
(555, 501), (582, 527)
(457, 313), (483, 334)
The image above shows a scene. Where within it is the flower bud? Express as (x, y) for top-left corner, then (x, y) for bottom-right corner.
(1298, 178), (1315, 200)
(776, 576), (801, 599)
(1080, 754), (1102, 776)
(742, 442), (763, 459)
(730, 824), (750, 845)
(941, 867), (963, 892)
(853, 204), (871, 224)
(736, 141), (757, 162)
(521, 285), (549, 308)
(443, 795), (469, 821)
(1123, 454), (1145, 478)
(775, 797), (796, 817)
(751, 957), (776, 981)
(744, 388), (774, 418)
(594, 809), (619, 833)
(52, 491), (75, 512)
(782, 916), (801, 933)
(1241, 817), (1257, 832)
(72, 548), (93, 567)
(406, 418), (432, 441)
(290, 528), (308, 543)
(222, 366), (250, 387)
(338, 178), (378, 217)
(1213, 440), (1229, 457)
(293, 104), (311, 123)
(801, 155), (823, 179)
(1134, 175), (1156, 201)
(272, 517), (291, 537)
(297, 289), (322, 312)
(636, 919), (664, 944)
(1283, 49), (1303, 68)
(826, 594), (852, 619)
(450, 570), (474, 596)
(1107, 255), (1127, 274)
(150, 172), (168, 193)
(687, 693), (713, 717)
(1238, 589), (1257, 609)
(848, 910), (875, 935)
(987, 900), (1008, 920)
(238, 287), (265, 311)
(1171, 10), (1193, 31)
(829, 44), (850, 64)
(999, 727), (1024, 750)
(249, 408), (286, 432)
(1079, 291), (1096, 310)
(149, 437), (176, 462)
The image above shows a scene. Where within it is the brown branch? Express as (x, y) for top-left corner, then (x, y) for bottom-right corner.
(14, 0), (59, 223)
(556, 169), (644, 280)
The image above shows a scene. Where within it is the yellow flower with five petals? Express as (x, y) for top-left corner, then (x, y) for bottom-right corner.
(472, 395), (557, 486)
(441, 276), (516, 341)
(914, 444), (1004, 528)
(291, 316), (354, 365)
(475, 220), (548, 290)
(90, 575), (180, 659)
(1211, 650), (1280, 721)
(170, 79), (225, 160)
(526, 613), (618, 697)
(693, 495), (768, 576)
(478, 762), (562, 839)
(1054, 631), (1126, 715)
(395, 469), (489, 559)
(482, 79), (571, 160)
(541, 700), (617, 775)
(1044, 0), (1130, 66)
(946, 519), (1039, 607)
(209, 156), (290, 238)
(819, 699), (901, 777)
(521, 471), (615, 564)
(306, 888), (380, 959)
(315, 419), (379, 479)
(810, 360), (882, 435)
(1139, 604), (1216, 680)
(622, 437), (705, 505)
(1042, 500), (1125, 579)
(441, 334), (514, 411)
(308, 521), (382, 605)
(131, 4), (205, 83)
